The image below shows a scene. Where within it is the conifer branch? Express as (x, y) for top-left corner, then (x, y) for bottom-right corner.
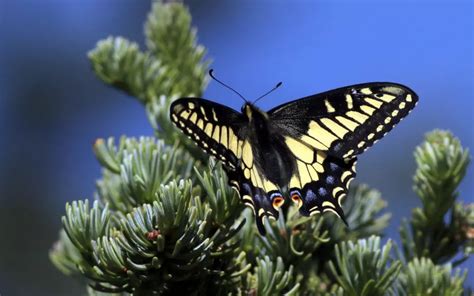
(244, 256), (300, 296)
(400, 130), (472, 264)
(329, 236), (402, 296)
(94, 137), (196, 212)
(145, 1), (209, 98)
(397, 257), (466, 296)
(89, 1), (208, 104)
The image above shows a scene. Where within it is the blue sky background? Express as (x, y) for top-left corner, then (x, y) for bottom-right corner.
(0, 1), (472, 294)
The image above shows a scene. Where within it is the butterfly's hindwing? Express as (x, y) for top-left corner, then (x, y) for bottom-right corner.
(225, 167), (283, 234)
(269, 83), (418, 159)
(284, 136), (356, 220)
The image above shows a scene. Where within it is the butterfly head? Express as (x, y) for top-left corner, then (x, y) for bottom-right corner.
(242, 103), (269, 125)
(242, 103), (254, 120)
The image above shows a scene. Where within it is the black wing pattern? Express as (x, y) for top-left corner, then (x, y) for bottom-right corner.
(171, 98), (244, 168)
(269, 82), (418, 220)
(170, 98), (284, 234)
(269, 82), (418, 159)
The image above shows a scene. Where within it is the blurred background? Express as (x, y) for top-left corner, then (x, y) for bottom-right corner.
(0, 0), (472, 295)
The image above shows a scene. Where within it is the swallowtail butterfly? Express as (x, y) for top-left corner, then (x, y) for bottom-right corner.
(170, 72), (418, 234)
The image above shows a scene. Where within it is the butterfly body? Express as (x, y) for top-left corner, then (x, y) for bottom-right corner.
(170, 82), (418, 234)
(241, 103), (296, 187)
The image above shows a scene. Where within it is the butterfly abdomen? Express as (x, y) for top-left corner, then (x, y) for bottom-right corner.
(253, 135), (295, 188)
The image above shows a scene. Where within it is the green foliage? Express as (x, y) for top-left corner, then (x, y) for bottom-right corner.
(244, 256), (300, 296)
(397, 257), (466, 296)
(145, 1), (209, 98)
(329, 236), (402, 296)
(89, 2), (208, 104)
(94, 137), (196, 212)
(400, 130), (473, 265)
(50, 1), (472, 295)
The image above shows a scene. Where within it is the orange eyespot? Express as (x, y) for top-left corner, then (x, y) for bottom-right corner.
(291, 194), (303, 208)
(272, 197), (285, 209)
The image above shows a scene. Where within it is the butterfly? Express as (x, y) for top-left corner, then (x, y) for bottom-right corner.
(170, 73), (418, 235)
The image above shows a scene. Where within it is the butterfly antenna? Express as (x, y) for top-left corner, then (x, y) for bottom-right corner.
(209, 69), (247, 103)
(253, 81), (283, 104)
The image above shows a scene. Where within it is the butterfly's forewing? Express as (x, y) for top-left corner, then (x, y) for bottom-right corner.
(269, 83), (418, 159)
(170, 98), (283, 234)
(270, 82), (417, 218)
(170, 98), (244, 168)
